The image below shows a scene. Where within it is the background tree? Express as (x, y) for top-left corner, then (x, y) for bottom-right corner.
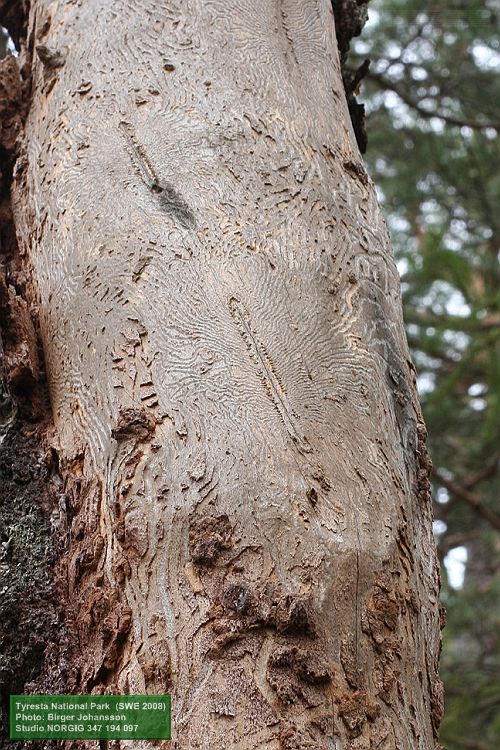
(348, 2), (500, 748)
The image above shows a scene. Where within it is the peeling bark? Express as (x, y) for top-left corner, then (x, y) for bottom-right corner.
(2, 1), (442, 749)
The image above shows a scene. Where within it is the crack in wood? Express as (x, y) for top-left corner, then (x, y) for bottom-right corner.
(119, 120), (157, 187)
(278, 1), (299, 68)
(229, 296), (311, 454)
(118, 121), (195, 229)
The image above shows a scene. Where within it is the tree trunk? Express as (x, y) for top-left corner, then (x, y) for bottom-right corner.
(1, 0), (442, 748)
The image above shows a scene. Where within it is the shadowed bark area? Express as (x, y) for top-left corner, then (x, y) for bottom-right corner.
(0, 8), (67, 740)
(2, 0), (442, 748)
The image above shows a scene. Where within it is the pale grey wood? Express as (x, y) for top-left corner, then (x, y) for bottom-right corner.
(11, 1), (442, 748)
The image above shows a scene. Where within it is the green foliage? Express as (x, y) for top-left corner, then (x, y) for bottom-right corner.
(440, 563), (500, 750)
(352, 1), (500, 747)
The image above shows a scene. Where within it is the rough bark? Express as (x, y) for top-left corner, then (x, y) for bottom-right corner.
(2, 0), (442, 748)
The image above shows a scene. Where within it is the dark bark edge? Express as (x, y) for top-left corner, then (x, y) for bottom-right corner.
(0, 2), (67, 743)
(331, 0), (370, 153)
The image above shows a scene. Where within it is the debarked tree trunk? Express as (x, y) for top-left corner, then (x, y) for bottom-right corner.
(5, 0), (442, 747)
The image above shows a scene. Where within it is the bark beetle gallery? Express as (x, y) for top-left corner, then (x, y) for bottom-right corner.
(0, 1), (443, 749)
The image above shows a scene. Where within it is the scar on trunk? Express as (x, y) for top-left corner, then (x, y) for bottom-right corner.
(118, 120), (195, 229)
(228, 296), (312, 455)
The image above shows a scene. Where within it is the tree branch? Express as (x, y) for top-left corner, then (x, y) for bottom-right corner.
(434, 470), (500, 532)
(403, 307), (500, 333)
(463, 455), (499, 490)
(437, 531), (476, 558)
(366, 70), (500, 131)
